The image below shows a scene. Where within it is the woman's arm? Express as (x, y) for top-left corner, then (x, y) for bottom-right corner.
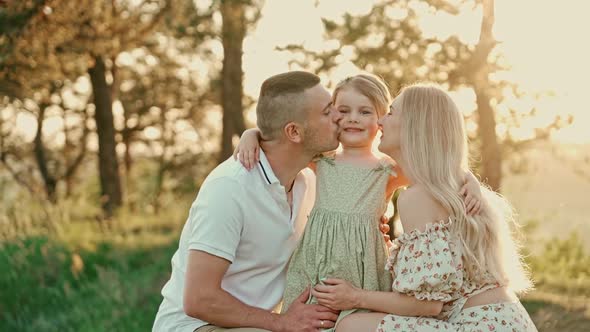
(357, 289), (443, 317)
(311, 278), (442, 317)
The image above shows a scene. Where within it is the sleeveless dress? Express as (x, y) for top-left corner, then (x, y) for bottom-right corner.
(379, 219), (538, 332)
(280, 155), (395, 330)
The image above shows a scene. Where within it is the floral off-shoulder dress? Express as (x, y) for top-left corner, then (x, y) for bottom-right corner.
(379, 219), (538, 332)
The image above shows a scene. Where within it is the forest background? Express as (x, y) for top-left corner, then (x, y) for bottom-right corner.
(1, 0), (589, 331)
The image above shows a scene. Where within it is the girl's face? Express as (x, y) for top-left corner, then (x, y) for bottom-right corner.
(377, 100), (402, 156)
(334, 87), (380, 149)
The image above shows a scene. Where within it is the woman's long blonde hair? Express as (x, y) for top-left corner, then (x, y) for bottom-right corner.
(396, 83), (531, 292)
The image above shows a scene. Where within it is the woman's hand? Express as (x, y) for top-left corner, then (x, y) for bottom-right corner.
(311, 278), (362, 311)
(232, 128), (261, 170)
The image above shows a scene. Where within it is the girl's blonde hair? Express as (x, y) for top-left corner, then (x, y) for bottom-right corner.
(396, 83), (532, 293)
(332, 74), (391, 117)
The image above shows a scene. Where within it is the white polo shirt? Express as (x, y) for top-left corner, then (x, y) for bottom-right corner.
(153, 151), (316, 332)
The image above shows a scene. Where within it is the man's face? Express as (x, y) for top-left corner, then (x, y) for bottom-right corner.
(301, 84), (341, 154)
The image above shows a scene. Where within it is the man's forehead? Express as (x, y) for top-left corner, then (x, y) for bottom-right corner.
(306, 84), (331, 107)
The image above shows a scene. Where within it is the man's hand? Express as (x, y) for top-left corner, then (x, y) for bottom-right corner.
(279, 288), (339, 332)
(460, 172), (483, 215)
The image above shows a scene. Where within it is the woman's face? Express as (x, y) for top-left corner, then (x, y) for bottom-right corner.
(377, 99), (402, 156)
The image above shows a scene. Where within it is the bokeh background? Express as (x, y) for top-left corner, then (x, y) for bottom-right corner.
(1, 0), (589, 331)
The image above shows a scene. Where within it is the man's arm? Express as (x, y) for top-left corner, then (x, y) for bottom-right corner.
(183, 250), (282, 330)
(183, 250), (338, 332)
(460, 170), (483, 215)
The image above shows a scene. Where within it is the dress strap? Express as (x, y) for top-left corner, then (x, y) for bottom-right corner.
(312, 151), (336, 165)
(375, 158), (397, 177)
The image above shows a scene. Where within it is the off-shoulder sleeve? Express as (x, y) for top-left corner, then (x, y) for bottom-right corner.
(386, 220), (464, 302)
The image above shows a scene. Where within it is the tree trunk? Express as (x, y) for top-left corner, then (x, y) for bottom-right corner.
(88, 55), (122, 216)
(218, 0), (246, 163)
(473, 0), (502, 191)
(475, 90), (501, 190)
(33, 104), (57, 203)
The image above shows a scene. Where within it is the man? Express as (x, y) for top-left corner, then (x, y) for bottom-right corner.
(153, 71), (342, 332)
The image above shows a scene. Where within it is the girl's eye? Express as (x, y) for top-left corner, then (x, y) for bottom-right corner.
(339, 109), (349, 113)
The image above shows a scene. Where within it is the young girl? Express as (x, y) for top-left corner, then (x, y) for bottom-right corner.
(235, 75), (482, 330)
(309, 84), (537, 332)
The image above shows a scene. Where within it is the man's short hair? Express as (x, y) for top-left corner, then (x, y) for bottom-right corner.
(256, 71), (321, 140)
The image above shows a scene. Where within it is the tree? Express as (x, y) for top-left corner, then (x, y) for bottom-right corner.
(115, 38), (218, 212)
(280, 0), (471, 95)
(0, 79), (90, 202)
(217, 0), (263, 162)
(465, 0), (501, 189)
(280, 0), (566, 191)
(1, 0), (173, 216)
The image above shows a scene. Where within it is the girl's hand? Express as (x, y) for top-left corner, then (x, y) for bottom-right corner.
(311, 278), (362, 311)
(460, 171), (482, 215)
(232, 128), (262, 170)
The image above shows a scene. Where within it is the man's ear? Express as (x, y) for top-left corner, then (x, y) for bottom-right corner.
(283, 122), (303, 143)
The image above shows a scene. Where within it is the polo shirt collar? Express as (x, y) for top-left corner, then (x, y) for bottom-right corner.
(257, 149), (280, 185)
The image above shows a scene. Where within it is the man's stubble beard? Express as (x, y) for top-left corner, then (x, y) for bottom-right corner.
(303, 126), (339, 155)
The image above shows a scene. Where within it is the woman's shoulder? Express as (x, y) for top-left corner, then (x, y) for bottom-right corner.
(398, 185), (449, 233)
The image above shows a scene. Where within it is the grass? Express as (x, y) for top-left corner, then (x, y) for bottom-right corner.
(0, 233), (180, 331)
(2, 209), (589, 331)
(0, 192), (190, 331)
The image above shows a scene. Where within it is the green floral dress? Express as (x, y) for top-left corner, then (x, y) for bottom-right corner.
(280, 155), (394, 330)
(379, 219), (538, 332)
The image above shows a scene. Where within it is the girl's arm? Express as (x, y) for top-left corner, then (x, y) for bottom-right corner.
(233, 128), (262, 170)
(311, 278), (442, 317)
(233, 128), (319, 173)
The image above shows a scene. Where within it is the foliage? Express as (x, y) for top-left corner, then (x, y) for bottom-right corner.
(0, 174), (192, 330)
(281, 0), (569, 187)
(0, 235), (179, 331)
(527, 232), (590, 297)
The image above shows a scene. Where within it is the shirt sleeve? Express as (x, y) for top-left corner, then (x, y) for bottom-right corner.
(390, 224), (464, 302)
(186, 177), (244, 263)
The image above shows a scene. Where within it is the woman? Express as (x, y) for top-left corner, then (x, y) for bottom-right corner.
(310, 84), (538, 332)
